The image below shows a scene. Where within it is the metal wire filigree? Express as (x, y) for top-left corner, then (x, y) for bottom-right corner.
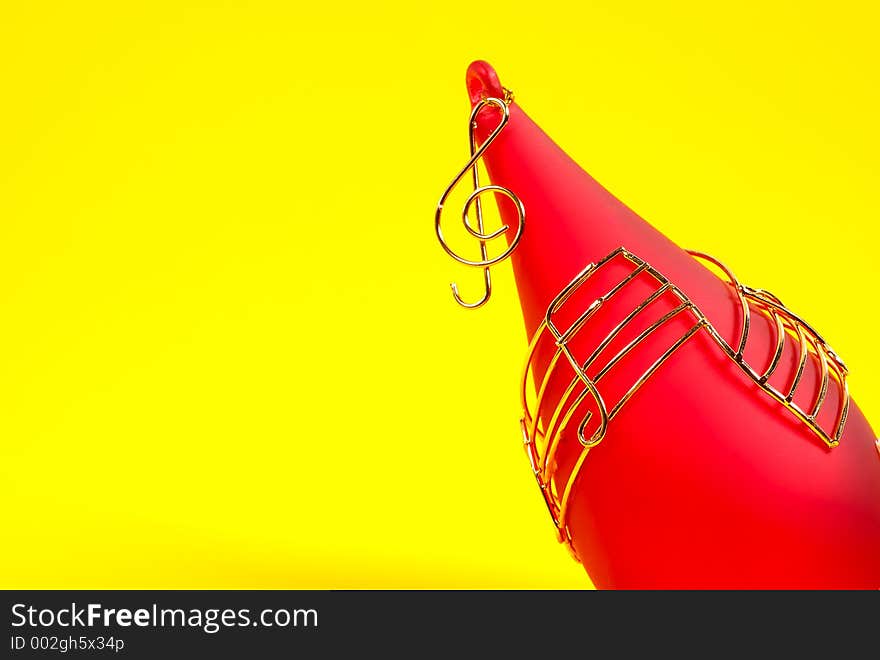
(519, 247), (851, 552)
(435, 89), (523, 308)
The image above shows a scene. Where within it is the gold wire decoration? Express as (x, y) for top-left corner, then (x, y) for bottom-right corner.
(435, 89), (524, 308)
(519, 247), (851, 552)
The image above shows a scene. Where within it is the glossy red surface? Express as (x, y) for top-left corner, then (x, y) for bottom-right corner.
(466, 60), (880, 588)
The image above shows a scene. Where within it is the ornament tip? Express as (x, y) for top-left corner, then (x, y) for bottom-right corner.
(466, 60), (505, 106)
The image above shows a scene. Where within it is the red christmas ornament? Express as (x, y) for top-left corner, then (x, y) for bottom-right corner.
(437, 60), (880, 588)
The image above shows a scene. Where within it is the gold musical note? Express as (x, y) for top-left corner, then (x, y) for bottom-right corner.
(435, 91), (524, 308)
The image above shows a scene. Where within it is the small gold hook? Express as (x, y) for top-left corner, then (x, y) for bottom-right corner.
(451, 268), (491, 309)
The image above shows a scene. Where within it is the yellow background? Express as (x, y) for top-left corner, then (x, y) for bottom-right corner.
(1, 2), (877, 588)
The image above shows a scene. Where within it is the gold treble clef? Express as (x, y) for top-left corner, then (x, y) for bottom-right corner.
(435, 92), (525, 308)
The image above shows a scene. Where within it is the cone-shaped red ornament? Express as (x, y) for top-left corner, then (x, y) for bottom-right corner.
(463, 60), (880, 588)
